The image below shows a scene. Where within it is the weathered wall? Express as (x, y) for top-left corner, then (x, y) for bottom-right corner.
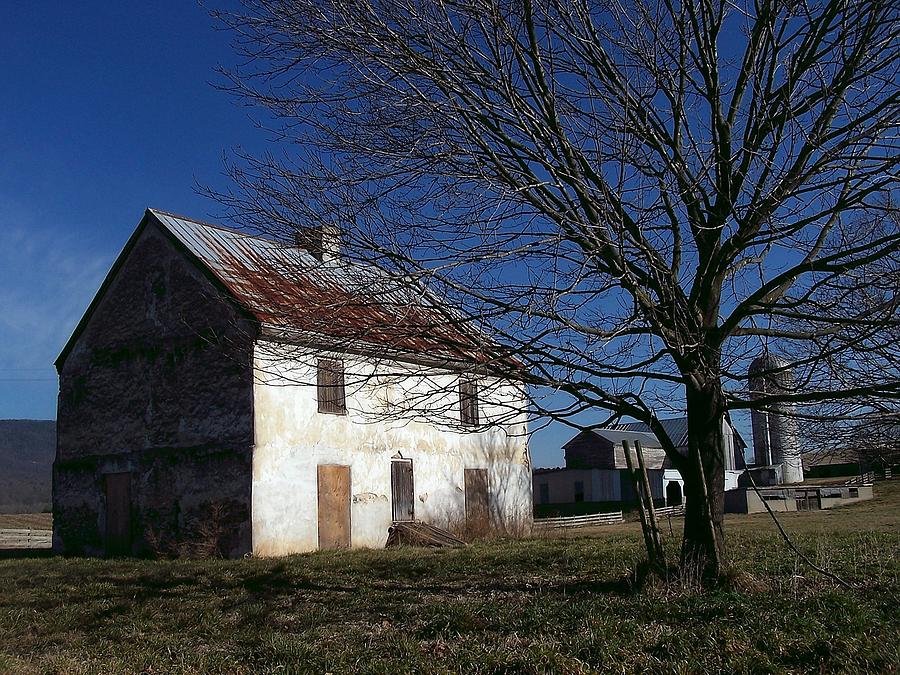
(612, 443), (668, 470)
(54, 220), (256, 557)
(251, 342), (532, 555)
(533, 469), (599, 504)
(819, 485), (873, 508)
(534, 468), (624, 503)
(532, 467), (666, 506)
(563, 432), (614, 469)
(726, 485), (874, 514)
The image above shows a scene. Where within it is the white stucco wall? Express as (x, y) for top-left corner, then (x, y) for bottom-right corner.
(250, 340), (532, 556)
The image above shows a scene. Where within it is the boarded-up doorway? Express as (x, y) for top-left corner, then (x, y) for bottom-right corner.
(391, 459), (415, 522)
(796, 491), (820, 511)
(317, 465), (351, 549)
(104, 472), (131, 557)
(464, 468), (490, 537)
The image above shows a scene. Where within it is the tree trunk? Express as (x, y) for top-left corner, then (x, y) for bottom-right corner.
(680, 380), (727, 580)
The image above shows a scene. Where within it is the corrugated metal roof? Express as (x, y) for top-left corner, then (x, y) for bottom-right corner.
(615, 418), (691, 448)
(615, 416), (748, 453)
(590, 428), (663, 447)
(150, 209), (490, 363)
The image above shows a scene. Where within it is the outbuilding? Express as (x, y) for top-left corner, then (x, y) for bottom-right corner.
(534, 418), (747, 514)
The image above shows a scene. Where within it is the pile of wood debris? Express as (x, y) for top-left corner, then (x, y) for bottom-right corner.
(385, 521), (467, 548)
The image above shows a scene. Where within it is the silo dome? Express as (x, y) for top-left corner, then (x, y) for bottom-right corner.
(749, 353), (804, 484)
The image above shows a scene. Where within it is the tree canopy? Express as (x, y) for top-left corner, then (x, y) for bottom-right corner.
(212, 0), (900, 576)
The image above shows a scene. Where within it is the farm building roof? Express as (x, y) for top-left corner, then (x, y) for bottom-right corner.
(588, 429), (662, 448)
(614, 418), (690, 447)
(614, 417), (748, 451)
(56, 209), (511, 369)
(802, 448), (861, 469)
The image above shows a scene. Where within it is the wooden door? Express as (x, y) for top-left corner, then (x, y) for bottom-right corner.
(391, 460), (415, 522)
(104, 472), (131, 557)
(317, 465), (351, 549)
(464, 468), (490, 537)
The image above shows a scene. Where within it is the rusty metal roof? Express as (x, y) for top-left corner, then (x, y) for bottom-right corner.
(150, 209), (490, 363)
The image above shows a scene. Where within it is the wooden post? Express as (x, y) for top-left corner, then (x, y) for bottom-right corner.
(634, 440), (665, 561)
(623, 440), (657, 567)
(694, 448), (721, 564)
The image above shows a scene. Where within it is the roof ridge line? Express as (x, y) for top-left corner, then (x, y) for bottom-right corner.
(148, 208), (279, 243)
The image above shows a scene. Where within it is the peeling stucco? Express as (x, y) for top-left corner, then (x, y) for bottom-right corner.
(251, 341), (532, 556)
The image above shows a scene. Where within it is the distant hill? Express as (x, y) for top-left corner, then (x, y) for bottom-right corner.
(0, 420), (55, 513)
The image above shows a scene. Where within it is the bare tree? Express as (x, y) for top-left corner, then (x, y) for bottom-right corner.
(794, 235), (900, 473)
(210, 0), (900, 578)
(800, 404), (900, 473)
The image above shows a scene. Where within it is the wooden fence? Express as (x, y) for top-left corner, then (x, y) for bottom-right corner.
(843, 472), (875, 486)
(655, 504), (686, 517)
(0, 529), (52, 549)
(533, 511), (624, 531)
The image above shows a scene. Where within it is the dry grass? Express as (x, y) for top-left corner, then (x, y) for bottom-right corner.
(725, 478), (900, 536)
(0, 485), (897, 674)
(542, 479), (900, 540)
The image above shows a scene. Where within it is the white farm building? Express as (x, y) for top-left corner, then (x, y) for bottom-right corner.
(53, 209), (532, 558)
(535, 418), (746, 511)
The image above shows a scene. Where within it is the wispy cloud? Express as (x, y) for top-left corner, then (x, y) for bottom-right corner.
(0, 202), (114, 374)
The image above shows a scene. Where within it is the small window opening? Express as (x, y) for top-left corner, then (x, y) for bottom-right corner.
(574, 480), (585, 503)
(317, 359), (346, 414)
(459, 377), (479, 427)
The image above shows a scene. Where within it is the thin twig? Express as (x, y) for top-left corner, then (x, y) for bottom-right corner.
(745, 473), (853, 589)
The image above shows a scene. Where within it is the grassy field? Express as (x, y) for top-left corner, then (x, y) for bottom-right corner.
(0, 485), (898, 674)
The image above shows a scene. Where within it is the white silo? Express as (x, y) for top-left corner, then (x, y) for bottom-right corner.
(749, 353), (804, 484)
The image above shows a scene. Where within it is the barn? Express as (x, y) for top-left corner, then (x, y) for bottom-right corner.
(534, 419), (747, 514)
(53, 209), (532, 557)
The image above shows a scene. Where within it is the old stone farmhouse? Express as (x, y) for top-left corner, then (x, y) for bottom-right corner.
(53, 209), (531, 557)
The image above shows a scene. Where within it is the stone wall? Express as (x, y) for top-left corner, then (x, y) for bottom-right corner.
(54, 219), (256, 557)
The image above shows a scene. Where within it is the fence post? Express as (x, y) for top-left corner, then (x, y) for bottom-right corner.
(635, 440), (665, 562)
(623, 440), (660, 569)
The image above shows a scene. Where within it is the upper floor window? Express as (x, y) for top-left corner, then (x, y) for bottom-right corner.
(459, 377), (479, 427)
(317, 359), (346, 414)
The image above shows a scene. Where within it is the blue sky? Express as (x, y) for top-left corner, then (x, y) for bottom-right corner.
(0, 3), (262, 417)
(0, 2), (754, 467)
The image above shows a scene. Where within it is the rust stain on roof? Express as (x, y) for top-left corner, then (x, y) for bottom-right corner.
(150, 209), (494, 363)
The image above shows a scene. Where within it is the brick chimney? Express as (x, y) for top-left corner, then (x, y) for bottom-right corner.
(294, 224), (340, 262)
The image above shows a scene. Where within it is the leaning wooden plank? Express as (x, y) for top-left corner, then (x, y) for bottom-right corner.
(385, 521), (467, 548)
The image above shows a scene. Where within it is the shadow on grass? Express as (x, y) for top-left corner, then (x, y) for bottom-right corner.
(4, 549), (648, 644)
(0, 548), (52, 559)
